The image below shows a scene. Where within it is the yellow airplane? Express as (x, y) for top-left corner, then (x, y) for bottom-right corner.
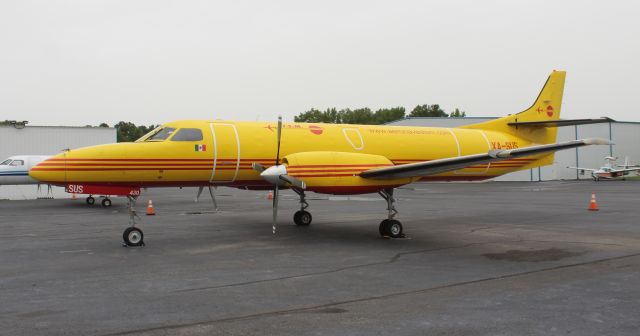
(30, 71), (611, 246)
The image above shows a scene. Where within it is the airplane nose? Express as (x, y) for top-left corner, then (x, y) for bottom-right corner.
(29, 154), (66, 184)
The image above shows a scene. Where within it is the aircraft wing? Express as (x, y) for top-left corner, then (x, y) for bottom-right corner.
(566, 166), (597, 172)
(613, 167), (640, 174)
(360, 138), (611, 180)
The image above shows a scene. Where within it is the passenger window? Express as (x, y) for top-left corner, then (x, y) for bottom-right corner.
(171, 128), (203, 141)
(146, 127), (177, 141)
(10, 160), (24, 166)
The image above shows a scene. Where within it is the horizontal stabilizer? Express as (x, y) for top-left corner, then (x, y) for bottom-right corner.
(507, 117), (614, 128)
(360, 138), (612, 180)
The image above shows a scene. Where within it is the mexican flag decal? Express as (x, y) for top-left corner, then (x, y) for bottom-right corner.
(195, 144), (207, 152)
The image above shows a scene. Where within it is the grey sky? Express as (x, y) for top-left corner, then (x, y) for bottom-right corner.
(1, 0), (638, 126)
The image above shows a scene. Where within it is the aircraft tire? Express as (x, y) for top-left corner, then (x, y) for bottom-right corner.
(379, 219), (389, 236)
(86, 196), (95, 205)
(102, 198), (112, 207)
(123, 227), (144, 247)
(380, 219), (403, 238)
(294, 210), (312, 226)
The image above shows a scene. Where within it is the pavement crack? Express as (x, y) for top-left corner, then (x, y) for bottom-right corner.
(520, 239), (626, 247)
(103, 252), (640, 336)
(173, 240), (509, 293)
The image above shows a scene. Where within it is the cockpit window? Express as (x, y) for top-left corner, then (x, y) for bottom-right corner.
(171, 128), (203, 141)
(10, 160), (24, 166)
(0, 159), (12, 165)
(145, 127), (177, 142)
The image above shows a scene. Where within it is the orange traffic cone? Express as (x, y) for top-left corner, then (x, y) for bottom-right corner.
(588, 192), (599, 211)
(146, 200), (155, 215)
(267, 191), (273, 200)
(71, 192), (77, 200)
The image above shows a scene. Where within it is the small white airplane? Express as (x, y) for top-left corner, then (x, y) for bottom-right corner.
(0, 155), (53, 196)
(567, 156), (640, 181)
(0, 154), (115, 204)
(0, 155), (50, 185)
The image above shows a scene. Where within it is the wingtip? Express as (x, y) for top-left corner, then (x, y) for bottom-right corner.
(583, 138), (614, 146)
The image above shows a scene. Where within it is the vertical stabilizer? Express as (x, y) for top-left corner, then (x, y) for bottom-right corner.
(462, 71), (566, 144)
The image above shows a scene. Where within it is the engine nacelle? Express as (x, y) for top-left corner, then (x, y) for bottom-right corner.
(281, 151), (413, 194)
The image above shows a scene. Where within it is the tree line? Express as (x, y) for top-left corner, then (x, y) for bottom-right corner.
(97, 104), (465, 142)
(294, 104), (466, 124)
(96, 122), (159, 142)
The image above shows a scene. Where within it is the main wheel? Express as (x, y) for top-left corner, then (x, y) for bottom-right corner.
(379, 219), (389, 236)
(123, 227), (144, 246)
(379, 219), (403, 238)
(86, 196), (95, 205)
(102, 198), (112, 207)
(294, 210), (312, 226)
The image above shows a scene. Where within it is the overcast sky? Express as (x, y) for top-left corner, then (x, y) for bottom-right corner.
(1, 0), (638, 126)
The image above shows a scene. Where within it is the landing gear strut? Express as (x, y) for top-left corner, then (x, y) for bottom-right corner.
(122, 195), (144, 247)
(292, 189), (312, 226)
(378, 188), (404, 238)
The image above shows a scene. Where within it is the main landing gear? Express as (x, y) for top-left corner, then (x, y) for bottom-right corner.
(86, 195), (112, 207)
(378, 188), (404, 238)
(122, 195), (144, 247)
(288, 188), (404, 238)
(292, 189), (312, 226)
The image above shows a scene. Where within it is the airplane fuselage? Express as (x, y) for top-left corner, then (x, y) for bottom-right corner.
(30, 120), (548, 194)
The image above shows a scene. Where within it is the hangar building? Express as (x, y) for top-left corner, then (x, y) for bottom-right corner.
(388, 117), (640, 181)
(0, 123), (116, 199)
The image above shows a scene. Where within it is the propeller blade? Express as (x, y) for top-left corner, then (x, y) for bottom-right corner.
(252, 163), (266, 173)
(279, 174), (306, 190)
(275, 116), (282, 165)
(272, 185), (279, 234)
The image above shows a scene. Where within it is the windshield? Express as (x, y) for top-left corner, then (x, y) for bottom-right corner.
(135, 126), (163, 142)
(171, 128), (203, 141)
(0, 159), (11, 165)
(144, 127), (177, 142)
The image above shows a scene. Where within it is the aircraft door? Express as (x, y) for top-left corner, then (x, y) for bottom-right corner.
(209, 123), (241, 183)
(451, 129), (491, 174)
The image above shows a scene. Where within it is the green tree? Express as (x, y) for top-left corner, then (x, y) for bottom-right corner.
(99, 123), (109, 127)
(115, 122), (159, 142)
(409, 104), (447, 117)
(341, 108), (375, 124)
(294, 108), (341, 123)
(295, 104), (464, 124)
(449, 108), (466, 117)
(373, 107), (405, 124)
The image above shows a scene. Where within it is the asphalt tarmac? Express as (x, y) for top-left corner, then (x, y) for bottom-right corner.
(1, 181), (639, 335)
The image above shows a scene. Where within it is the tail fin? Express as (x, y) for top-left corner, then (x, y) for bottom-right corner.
(462, 70), (566, 144)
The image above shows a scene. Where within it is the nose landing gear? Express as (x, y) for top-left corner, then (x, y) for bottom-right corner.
(122, 195), (145, 247)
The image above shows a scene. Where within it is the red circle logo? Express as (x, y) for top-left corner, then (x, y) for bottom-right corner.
(546, 105), (554, 117)
(309, 125), (323, 135)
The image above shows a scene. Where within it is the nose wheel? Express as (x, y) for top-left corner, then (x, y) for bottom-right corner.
(123, 227), (144, 246)
(122, 196), (145, 247)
